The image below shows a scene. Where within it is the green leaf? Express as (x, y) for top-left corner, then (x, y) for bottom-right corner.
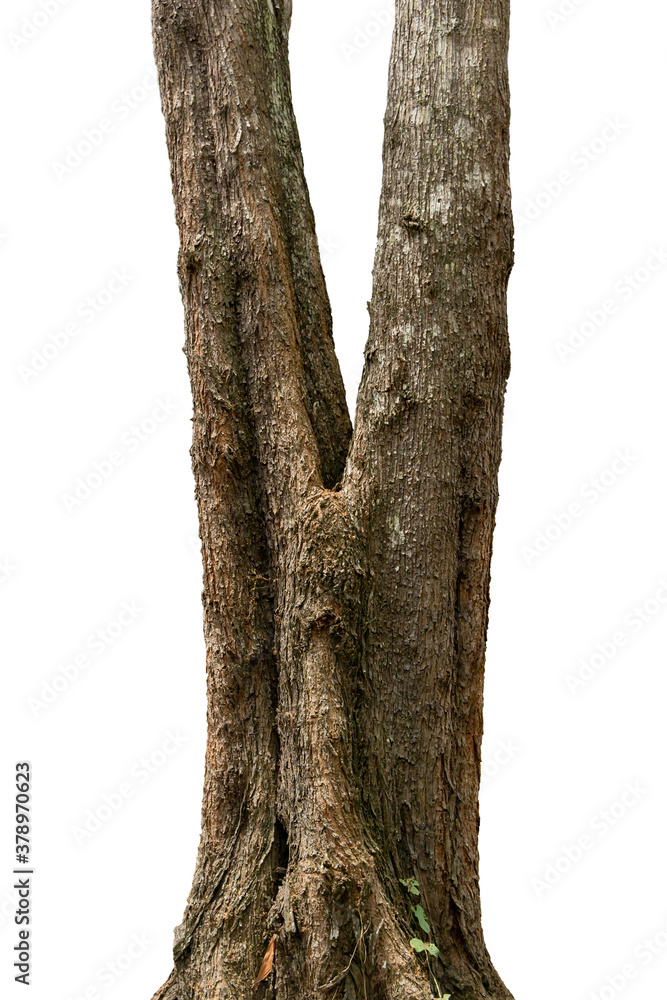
(400, 877), (420, 895)
(425, 943), (439, 957)
(409, 938), (426, 953)
(412, 905), (431, 934)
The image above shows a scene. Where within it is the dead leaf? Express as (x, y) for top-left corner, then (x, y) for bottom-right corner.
(253, 934), (277, 987)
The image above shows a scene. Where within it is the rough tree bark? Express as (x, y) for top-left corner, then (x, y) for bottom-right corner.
(150, 1), (513, 998)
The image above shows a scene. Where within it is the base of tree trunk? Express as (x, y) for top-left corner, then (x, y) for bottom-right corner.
(150, 836), (513, 1000)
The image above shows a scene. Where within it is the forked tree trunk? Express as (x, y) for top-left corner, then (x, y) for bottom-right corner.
(150, 1), (513, 998)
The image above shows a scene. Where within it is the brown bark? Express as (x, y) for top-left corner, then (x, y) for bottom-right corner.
(150, 2), (513, 999)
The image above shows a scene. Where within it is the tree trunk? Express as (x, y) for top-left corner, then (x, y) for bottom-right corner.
(150, 2), (513, 999)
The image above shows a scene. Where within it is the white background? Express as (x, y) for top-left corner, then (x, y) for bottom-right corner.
(1, 1), (666, 999)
